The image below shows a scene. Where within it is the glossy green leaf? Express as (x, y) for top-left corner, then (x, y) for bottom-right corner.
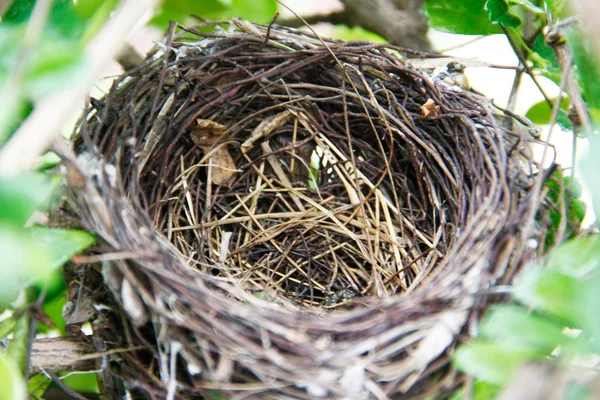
(509, 0), (545, 15)
(425, 0), (501, 35)
(453, 341), (540, 384)
(0, 352), (26, 400)
(532, 33), (560, 69)
(27, 374), (51, 399)
(60, 372), (99, 394)
(545, 235), (600, 278)
(231, 0), (277, 23)
(486, 0), (522, 27)
(29, 227), (95, 270)
(0, 173), (59, 226)
(513, 268), (582, 325)
(480, 305), (568, 353)
(525, 98), (571, 131)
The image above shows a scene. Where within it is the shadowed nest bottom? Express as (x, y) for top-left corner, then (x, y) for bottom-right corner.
(57, 20), (558, 399)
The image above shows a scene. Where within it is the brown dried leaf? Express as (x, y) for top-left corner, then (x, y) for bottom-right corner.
(191, 119), (237, 185)
(191, 119), (228, 146)
(203, 146), (237, 185)
(420, 98), (440, 117)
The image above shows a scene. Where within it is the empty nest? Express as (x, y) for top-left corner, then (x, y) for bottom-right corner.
(58, 19), (555, 399)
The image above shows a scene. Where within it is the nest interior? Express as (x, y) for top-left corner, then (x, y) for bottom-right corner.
(61, 20), (554, 399)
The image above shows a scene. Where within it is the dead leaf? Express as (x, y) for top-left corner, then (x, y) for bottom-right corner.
(420, 98), (440, 117)
(191, 119), (228, 147)
(191, 119), (237, 185)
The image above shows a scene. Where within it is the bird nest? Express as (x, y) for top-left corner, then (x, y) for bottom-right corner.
(58, 20), (554, 399)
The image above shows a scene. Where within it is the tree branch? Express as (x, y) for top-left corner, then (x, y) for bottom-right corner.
(26, 336), (96, 374)
(280, 0), (430, 50)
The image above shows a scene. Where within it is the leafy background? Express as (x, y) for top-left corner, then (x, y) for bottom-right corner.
(1, 0), (600, 398)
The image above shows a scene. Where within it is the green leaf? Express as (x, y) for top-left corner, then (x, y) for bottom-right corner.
(513, 268), (582, 325)
(567, 28), (600, 119)
(525, 98), (571, 130)
(29, 227), (95, 270)
(480, 305), (568, 353)
(0, 226), (52, 304)
(0, 352), (26, 400)
(545, 235), (600, 278)
(0, 26), (85, 101)
(27, 374), (51, 399)
(4, 0), (86, 40)
(333, 25), (387, 43)
(508, 0), (545, 15)
(38, 291), (67, 334)
(150, 0), (229, 28)
(23, 35), (86, 99)
(35, 152), (61, 171)
(449, 381), (500, 400)
(453, 341), (540, 384)
(486, 0), (522, 27)
(0, 316), (16, 340)
(425, 0), (501, 35)
(3, 0), (35, 23)
(47, 0), (86, 39)
(0, 173), (59, 226)
(231, 0), (277, 23)
(74, 0), (106, 19)
(60, 372), (99, 394)
(7, 294), (31, 372)
(80, 0), (119, 43)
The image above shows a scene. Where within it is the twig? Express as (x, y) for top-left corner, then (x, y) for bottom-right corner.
(546, 21), (593, 137)
(500, 25), (554, 108)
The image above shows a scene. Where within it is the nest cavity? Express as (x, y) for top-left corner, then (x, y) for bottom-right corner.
(63, 19), (552, 399)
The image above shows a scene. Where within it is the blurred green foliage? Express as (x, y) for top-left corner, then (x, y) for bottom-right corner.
(453, 234), (600, 392)
(1, 0), (600, 398)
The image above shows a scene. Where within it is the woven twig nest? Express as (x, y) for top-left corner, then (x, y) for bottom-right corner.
(60, 20), (553, 399)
